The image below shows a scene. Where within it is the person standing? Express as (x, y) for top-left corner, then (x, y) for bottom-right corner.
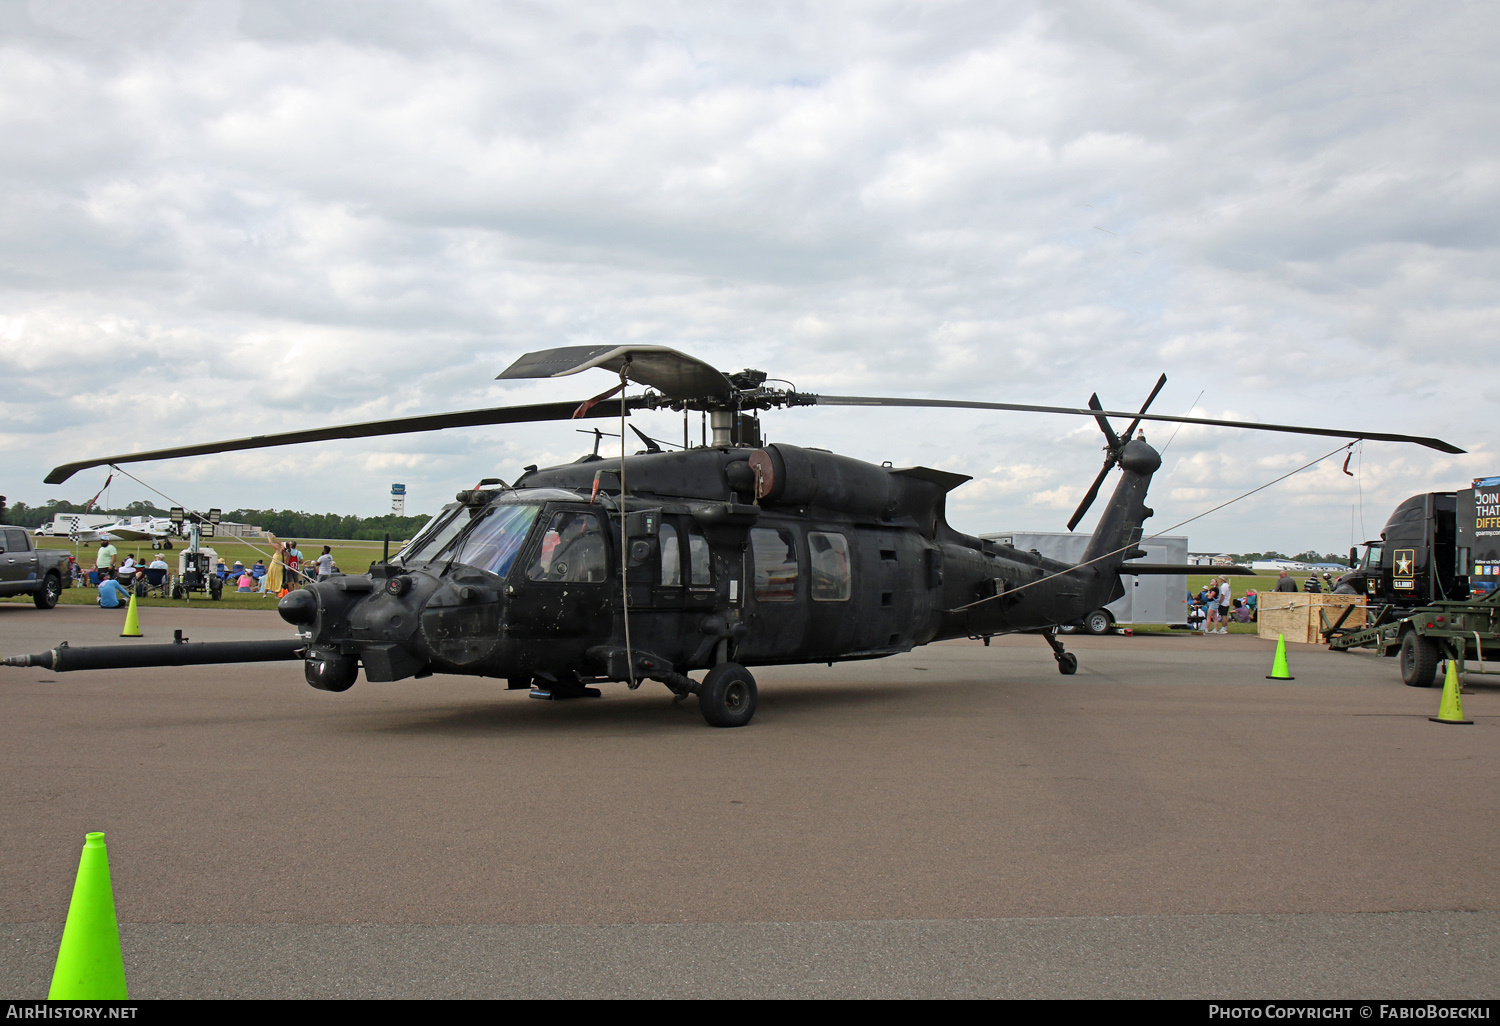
(1200, 578), (1220, 634)
(1217, 577), (1232, 633)
(96, 540), (118, 579)
(1275, 570), (1298, 592)
(316, 545), (334, 580)
(287, 542), (303, 583)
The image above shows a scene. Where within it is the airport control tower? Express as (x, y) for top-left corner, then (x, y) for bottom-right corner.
(391, 483), (406, 516)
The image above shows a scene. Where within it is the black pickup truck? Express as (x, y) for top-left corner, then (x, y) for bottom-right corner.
(0, 527), (75, 608)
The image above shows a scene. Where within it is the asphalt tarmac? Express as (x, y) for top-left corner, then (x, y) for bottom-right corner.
(1, 604), (1496, 999)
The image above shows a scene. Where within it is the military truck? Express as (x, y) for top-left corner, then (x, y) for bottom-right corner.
(0, 527), (75, 609)
(1334, 478), (1500, 610)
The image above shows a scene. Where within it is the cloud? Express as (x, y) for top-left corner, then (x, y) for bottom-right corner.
(0, 1), (1494, 555)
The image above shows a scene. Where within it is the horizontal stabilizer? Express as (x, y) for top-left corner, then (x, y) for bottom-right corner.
(888, 467), (973, 492)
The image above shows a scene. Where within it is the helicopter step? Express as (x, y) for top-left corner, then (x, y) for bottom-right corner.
(525, 673), (603, 700)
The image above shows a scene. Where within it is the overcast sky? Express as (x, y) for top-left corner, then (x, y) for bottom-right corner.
(1, 0), (1495, 554)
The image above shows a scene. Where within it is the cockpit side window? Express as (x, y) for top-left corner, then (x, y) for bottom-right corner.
(687, 524), (711, 587)
(527, 511), (609, 583)
(659, 522), (682, 586)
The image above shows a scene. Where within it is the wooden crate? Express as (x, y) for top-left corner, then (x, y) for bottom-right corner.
(1257, 593), (1366, 645)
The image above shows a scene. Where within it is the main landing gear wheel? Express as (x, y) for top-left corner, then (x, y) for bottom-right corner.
(1400, 632), (1440, 688)
(698, 662), (758, 727)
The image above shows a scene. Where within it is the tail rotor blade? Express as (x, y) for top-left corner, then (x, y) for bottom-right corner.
(1088, 394), (1122, 449)
(1067, 460), (1116, 532)
(1122, 373), (1168, 441)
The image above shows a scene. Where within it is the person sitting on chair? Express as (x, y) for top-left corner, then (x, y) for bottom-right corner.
(146, 555), (170, 596)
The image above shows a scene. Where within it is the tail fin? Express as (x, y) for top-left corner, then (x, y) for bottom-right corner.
(1078, 437), (1162, 605)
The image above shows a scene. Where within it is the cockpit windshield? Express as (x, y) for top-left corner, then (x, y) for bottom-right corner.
(441, 504), (541, 577)
(1362, 543), (1383, 570)
(394, 505), (467, 565)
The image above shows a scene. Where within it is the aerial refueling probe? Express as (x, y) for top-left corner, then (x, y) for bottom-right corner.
(2, 638), (305, 672)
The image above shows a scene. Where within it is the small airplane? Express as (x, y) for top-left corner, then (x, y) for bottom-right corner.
(76, 516), (184, 547)
(8, 345), (1464, 727)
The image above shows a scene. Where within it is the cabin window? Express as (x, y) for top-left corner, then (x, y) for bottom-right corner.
(751, 527), (797, 601)
(687, 525), (712, 587)
(446, 504), (540, 577)
(660, 522), (682, 586)
(527, 511), (608, 583)
(808, 531), (851, 601)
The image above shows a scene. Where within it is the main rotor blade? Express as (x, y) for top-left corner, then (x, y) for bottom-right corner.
(1087, 394), (1122, 450)
(498, 344), (734, 401)
(1122, 372), (1168, 441)
(806, 395), (1465, 454)
(1066, 460), (1116, 533)
(44, 398), (645, 485)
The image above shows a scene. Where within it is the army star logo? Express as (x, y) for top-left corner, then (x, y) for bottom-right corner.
(1395, 550), (1415, 576)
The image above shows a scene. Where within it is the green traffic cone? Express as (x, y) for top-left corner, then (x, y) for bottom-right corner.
(1430, 659), (1474, 725)
(1265, 632), (1295, 680)
(119, 592), (142, 638)
(48, 832), (127, 1000)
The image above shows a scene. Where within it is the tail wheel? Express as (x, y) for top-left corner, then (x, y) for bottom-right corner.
(1399, 632), (1439, 688)
(698, 662), (758, 727)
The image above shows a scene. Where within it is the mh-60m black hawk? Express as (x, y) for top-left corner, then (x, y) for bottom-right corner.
(11, 346), (1463, 727)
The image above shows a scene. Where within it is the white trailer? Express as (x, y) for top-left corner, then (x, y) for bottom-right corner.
(981, 531), (1190, 633)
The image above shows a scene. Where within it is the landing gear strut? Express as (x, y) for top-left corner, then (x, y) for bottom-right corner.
(1042, 630), (1078, 675)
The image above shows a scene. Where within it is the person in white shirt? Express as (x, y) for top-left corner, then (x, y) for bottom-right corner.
(1216, 578), (1232, 633)
(317, 545), (334, 580)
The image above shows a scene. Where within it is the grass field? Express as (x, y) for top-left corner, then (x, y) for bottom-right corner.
(2, 536), (406, 609)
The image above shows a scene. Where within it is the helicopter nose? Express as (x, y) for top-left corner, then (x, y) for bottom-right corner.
(278, 588), (318, 626)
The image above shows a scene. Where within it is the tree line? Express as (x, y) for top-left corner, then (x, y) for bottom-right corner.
(1, 498), (433, 541)
(1227, 550), (1351, 566)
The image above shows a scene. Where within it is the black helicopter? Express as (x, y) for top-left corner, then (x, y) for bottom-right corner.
(9, 346), (1463, 727)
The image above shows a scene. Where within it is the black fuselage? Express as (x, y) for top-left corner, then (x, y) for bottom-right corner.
(281, 440), (1162, 688)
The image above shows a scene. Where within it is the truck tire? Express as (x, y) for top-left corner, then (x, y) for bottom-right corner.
(1400, 632), (1439, 688)
(32, 573), (60, 610)
(1083, 609), (1113, 635)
